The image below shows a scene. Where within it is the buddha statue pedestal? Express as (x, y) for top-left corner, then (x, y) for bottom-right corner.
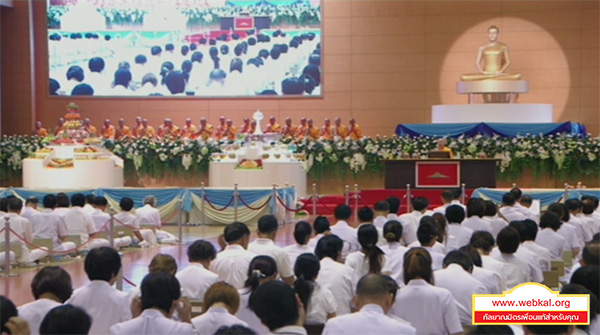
(456, 80), (530, 104)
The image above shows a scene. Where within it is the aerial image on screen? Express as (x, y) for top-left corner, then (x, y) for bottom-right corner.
(47, 0), (322, 97)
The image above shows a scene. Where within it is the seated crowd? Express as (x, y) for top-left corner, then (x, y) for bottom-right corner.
(1, 188), (599, 335)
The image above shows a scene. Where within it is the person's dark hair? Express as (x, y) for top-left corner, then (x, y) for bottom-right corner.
(508, 221), (526, 243)
(224, 222), (251, 243)
(468, 325), (514, 335)
(502, 193), (516, 206)
(85, 194), (95, 205)
(539, 212), (561, 231)
(142, 73), (158, 87)
(140, 272), (181, 314)
(432, 212), (447, 244)
(191, 51), (203, 63)
(403, 247), (433, 285)
(520, 195), (533, 206)
(570, 265), (600, 302)
(50, 78), (60, 95)
(496, 227), (520, 254)
(386, 196), (400, 214)
(334, 204), (351, 220)
(467, 198), (485, 218)
(565, 198), (581, 213)
(164, 71), (186, 94)
(70, 193), (85, 207)
(293, 253), (320, 313)
(88, 57), (104, 73)
(181, 60), (193, 74)
(31, 266), (73, 303)
(509, 187), (522, 200)
(417, 222), (437, 246)
(71, 83), (94, 96)
(159, 61), (175, 80)
(244, 255), (278, 296)
(180, 45), (189, 56)
(220, 45), (229, 55)
(443, 250), (474, 272)
(214, 325), (258, 335)
(293, 221), (312, 245)
(445, 204), (465, 223)
(257, 214), (278, 234)
(521, 219), (538, 241)
(469, 231), (495, 253)
(187, 240), (216, 262)
(458, 245), (483, 267)
(356, 273), (392, 299)
(561, 283), (599, 331)
(581, 244), (600, 267)
(165, 43), (174, 51)
(441, 190), (454, 203)
(484, 200), (498, 216)
(151, 45), (162, 56)
(582, 195), (599, 210)
(7, 197), (23, 212)
(119, 197), (134, 211)
(114, 68), (132, 87)
(357, 225), (385, 274)
(302, 65), (320, 87)
(84, 246), (121, 282)
(230, 58), (243, 73)
(56, 193), (70, 208)
(315, 234), (344, 261)
(582, 199), (596, 215)
(66, 65), (84, 82)
(0, 198), (7, 213)
(374, 200), (390, 213)
(134, 54), (147, 64)
(357, 206), (374, 222)
(559, 203), (571, 222)
(383, 220), (403, 243)
(43, 194), (58, 209)
(26, 196), (39, 205)
(0, 296), (18, 334)
(92, 196), (107, 207)
(312, 216), (330, 234)
(209, 69), (227, 81)
(412, 197), (429, 211)
(39, 304), (92, 335)
(547, 203), (565, 220)
(250, 281), (299, 331)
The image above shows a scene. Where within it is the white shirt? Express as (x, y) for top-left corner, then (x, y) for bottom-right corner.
(499, 206), (526, 222)
(114, 211), (140, 229)
(54, 207), (70, 219)
(135, 204), (161, 227)
(236, 288), (270, 334)
(481, 254), (505, 274)
(316, 257), (355, 315)
(324, 304), (416, 335)
(269, 325), (307, 335)
(110, 309), (194, 335)
(491, 253), (530, 289)
(399, 211), (425, 232)
(424, 246), (445, 271)
(176, 263), (219, 300)
(392, 279), (462, 335)
(31, 209), (69, 249)
(387, 213), (418, 246)
(434, 264), (487, 325)
(577, 214), (597, 241)
(20, 206), (38, 222)
(566, 218), (587, 247)
(535, 228), (566, 260)
(345, 251), (391, 282)
(248, 238), (294, 279)
(210, 244), (256, 289)
(5, 213), (33, 243)
(18, 298), (61, 335)
(483, 215), (508, 238)
(522, 241), (552, 271)
(513, 246), (544, 283)
(91, 209), (111, 232)
(63, 206), (96, 243)
(373, 216), (388, 229)
(472, 266), (505, 294)
(558, 223), (580, 252)
(283, 243), (314, 266)
(305, 284), (337, 325)
(433, 201), (466, 214)
(446, 224), (473, 252)
(192, 306), (248, 335)
(462, 216), (493, 233)
(307, 233), (326, 250)
(380, 242), (407, 284)
(82, 204), (96, 215)
(329, 220), (359, 257)
(67, 280), (132, 335)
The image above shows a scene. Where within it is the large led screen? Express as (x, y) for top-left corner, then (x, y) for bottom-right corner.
(47, 0), (322, 97)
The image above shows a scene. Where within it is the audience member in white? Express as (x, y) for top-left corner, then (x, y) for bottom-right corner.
(513, 220), (552, 271)
(1, 198), (48, 265)
(415, 221), (445, 271)
(250, 280), (307, 335)
(519, 195), (538, 223)
(1, 296), (27, 335)
(560, 284), (598, 335)
(293, 253), (337, 325)
(500, 222), (543, 283)
(435, 250), (487, 325)
(192, 282), (248, 334)
(535, 212), (567, 260)
(550, 203), (582, 258)
(115, 197), (150, 247)
(135, 195), (161, 246)
(482, 200), (508, 238)
(54, 193), (71, 218)
(386, 196), (417, 246)
(510, 187), (538, 222)
(176, 240), (219, 300)
(323, 274), (416, 335)
(18, 266), (72, 335)
(63, 193), (109, 250)
(582, 195), (600, 231)
(210, 222), (256, 289)
(580, 200), (600, 237)
(433, 189), (466, 214)
(400, 197), (433, 232)
(565, 199), (593, 244)
(329, 205), (359, 259)
(314, 235), (355, 316)
(498, 193), (527, 222)
(379, 220), (408, 284)
(67, 247), (132, 334)
(83, 194), (96, 215)
(373, 201), (390, 229)
(20, 196), (39, 222)
(392, 248), (463, 335)
(491, 227), (531, 289)
(462, 198), (493, 233)
(284, 221), (314, 266)
(214, 325), (258, 335)
(237, 255), (278, 335)
(31, 194), (76, 252)
(470, 231), (505, 275)
(129, 254), (178, 303)
(110, 273), (194, 335)
(445, 204), (473, 252)
(567, 242), (599, 283)
(345, 225), (390, 282)
(40, 304), (92, 335)
(91, 196), (132, 248)
(570, 265), (600, 335)
(459, 245), (505, 294)
(307, 216), (330, 249)
(431, 213), (449, 254)
(248, 214), (294, 285)
(356, 206), (384, 246)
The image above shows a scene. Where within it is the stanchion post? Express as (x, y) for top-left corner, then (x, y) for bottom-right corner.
(177, 198), (183, 245)
(282, 183), (289, 225)
(201, 182), (206, 225)
(406, 184), (412, 213)
(461, 183), (466, 204)
(108, 212), (115, 249)
(353, 184), (359, 223)
(344, 185), (350, 205)
(116, 254), (123, 291)
(2, 217), (14, 278)
(312, 183), (317, 216)
(271, 184), (277, 215)
(233, 184), (239, 222)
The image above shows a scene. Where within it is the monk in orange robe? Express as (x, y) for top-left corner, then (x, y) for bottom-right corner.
(180, 118), (197, 139)
(115, 118), (132, 140)
(320, 118), (333, 140)
(240, 118), (251, 134)
(214, 116), (227, 139)
(223, 119), (238, 141)
(306, 118), (320, 140)
(333, 117), (349, 138)
(157, 118), (180, 139)
(281, 117), (297, 139)
(194, 118), (214, 141)
(33, 121), (48, 137)
(132, 116), (143, 138)
(347, 118), (363, 140)
(101, 119), (116, 139)
(139, 118), (155, 138)
(265, 116), (281, 133)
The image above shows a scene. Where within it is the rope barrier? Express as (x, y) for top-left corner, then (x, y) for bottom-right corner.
(238, 195), (272, 211)
(276, 196), (310, 212)
(314, 196), (338, 211)
(0, 228), (4, 234)
(203, 195), (234, 212)
(112, 217), (141, 231)
(123, 276), (137, 287)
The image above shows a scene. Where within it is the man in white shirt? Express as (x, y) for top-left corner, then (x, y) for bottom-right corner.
(329, 205), (359, 258)
(512, 220), (552, 271)
(510, 188), (538, 222)
(435, 251), (487, 325)
(210, 222), (256, 289)
(67, 247), (132, 334)
(470, 231), (506, 277)
(445, 204), (473, 252)
(248, 214), (294, 285)
(82, 194), (96, 216)
(565, 199), (593, 244)
(462, 198), (493, 233)
(3, 198), (48, 264)
(135, 195), (161, 246)
(491, 227), (531, 289)
(458, 245), (505, 294)
(31, 194), (76, 252)
(250, 280), (308, 335)
(498, 193), (527, 223)
(314, 235), (355, 315)
(18, 266), (72, 335)
(536, 212), (567, 260)
(356, 207), (385, 247)
(373, 200), (390, 229)
(114, 197), (150, 247)
(54, 193), (71, 219)
(63, 193), (109, 250)
(399, 197), (433, 232)
(323, 274), (416, 335)
(580, 199), (600, 236)
(176, 239), (219, 300)
(110, 273), (194, 335)
(433, 189), (466, 214)
(416, 221), (445, 271)
(20, 196), (39, 222)
(482, 200), (508, 238)
(386, 196), (417, 246)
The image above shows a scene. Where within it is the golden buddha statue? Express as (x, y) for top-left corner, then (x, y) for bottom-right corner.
(461, 25), (521, 81)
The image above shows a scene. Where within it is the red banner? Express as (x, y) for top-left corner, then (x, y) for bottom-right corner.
(415, 161), (460, 188)
(235, 17), (254, 30)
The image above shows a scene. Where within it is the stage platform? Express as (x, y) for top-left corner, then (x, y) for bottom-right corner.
(432, 104), (553, 123)
(395, 121), (586, 138)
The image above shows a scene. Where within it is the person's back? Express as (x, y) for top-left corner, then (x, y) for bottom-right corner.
(315, 235), (355, 316)
(191, 282), (247, 335)
(31, 195), (72, 251)
(535, 212), (567, 260)
(329, 205), (359, 257)
(39, 304), (92, 335)
(462, 199), (492, 233)
(445, 205), (473, 251)
(210, 222), (256, 289)
(344, 225), (390, 282)
(63, 194), (96, 244)
(283, 221), (313, 265)
(176, 240), (219, 300)
(491, 227), (531, 289)
(248, 215), (294, 284)
(380, 220), (408, 284)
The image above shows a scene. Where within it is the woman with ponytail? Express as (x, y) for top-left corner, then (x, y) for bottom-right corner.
(379, 220), (407, 284)
(293, 253), (336, 325)
(345, 225), (390, 282)
(284, 221), (314, 265)
(235, 256), (277, 334)
(391, 248), (462, 335)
